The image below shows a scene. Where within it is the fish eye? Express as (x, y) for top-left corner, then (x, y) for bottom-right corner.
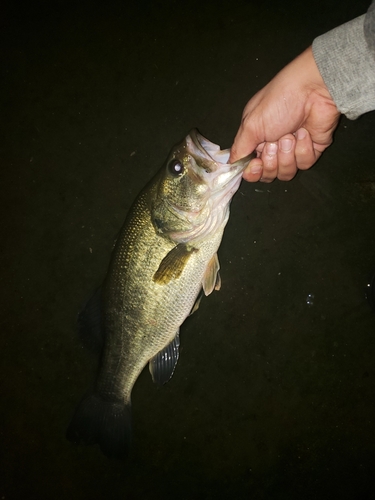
(168, 159), (184, 176)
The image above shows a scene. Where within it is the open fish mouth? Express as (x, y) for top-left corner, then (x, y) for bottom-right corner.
(185, 129), (255, 205)
(189, 128), (255, 171)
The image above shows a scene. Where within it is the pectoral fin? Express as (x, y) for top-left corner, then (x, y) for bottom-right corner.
(202, 253), (221, 296)
(153, 243), (198, 285)
(149, 332), (180, 385)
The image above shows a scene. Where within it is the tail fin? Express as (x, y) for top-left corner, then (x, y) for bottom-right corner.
(66, 393), (131, 459)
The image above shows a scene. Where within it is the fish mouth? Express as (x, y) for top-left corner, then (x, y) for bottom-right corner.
(185, 129), (255, 199)
(188, 128), (255, 172)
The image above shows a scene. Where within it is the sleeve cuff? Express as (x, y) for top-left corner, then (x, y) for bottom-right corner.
(312, 15), (375, 120)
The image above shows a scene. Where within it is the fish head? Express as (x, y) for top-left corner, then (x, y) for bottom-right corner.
(151, 129), (254, 243)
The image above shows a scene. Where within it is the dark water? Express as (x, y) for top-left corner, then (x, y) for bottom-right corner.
(2, 1), (375, 498)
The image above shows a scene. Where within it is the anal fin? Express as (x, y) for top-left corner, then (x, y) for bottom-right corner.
(189, 289), (203, 316)
(149, 332), (180, 385)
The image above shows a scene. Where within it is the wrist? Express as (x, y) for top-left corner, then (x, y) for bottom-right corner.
(298, 46), (331, 99)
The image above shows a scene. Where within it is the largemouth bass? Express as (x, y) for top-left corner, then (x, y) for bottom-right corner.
(67, 129), (253, 458)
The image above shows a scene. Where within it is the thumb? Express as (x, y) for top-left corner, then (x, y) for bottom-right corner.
(229, 123), (259, 163)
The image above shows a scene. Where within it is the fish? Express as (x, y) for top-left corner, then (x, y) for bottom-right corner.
(66, 129), (254, 459)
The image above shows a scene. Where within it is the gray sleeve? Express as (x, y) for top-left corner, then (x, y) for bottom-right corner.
(312, 2), (375, 120)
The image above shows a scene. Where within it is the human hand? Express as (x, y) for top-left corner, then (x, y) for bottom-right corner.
(229, 47), (341, 182)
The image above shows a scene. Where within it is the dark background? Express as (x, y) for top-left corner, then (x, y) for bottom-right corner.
(1, 0), (375, 498)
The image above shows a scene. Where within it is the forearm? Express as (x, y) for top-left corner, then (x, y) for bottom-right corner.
(312, 2), (375, 119)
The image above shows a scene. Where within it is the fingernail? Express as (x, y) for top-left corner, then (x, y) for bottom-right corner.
(250, 165), (262, 174)
(280, 138), (293, 152)
(296, 128), (306, 140)
(266, 142), (277, 155)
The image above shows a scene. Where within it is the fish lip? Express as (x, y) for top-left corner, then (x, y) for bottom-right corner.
(189, 128), (256, 171)
(189, 128), (212, 161)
